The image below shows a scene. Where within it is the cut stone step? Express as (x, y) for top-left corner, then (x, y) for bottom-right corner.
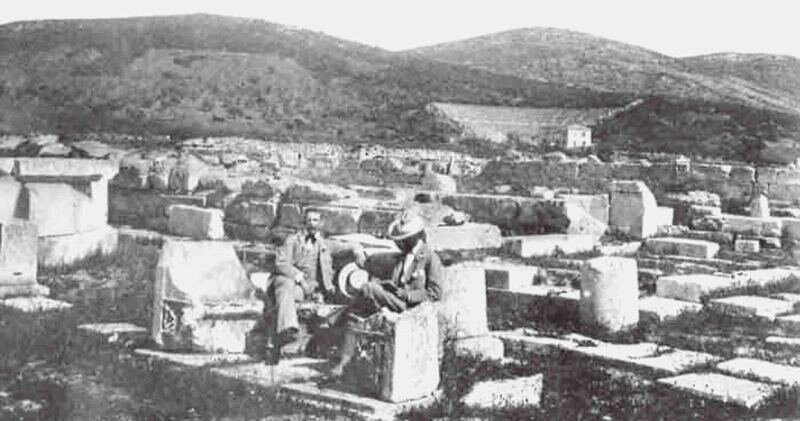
(483, 262), (542, 290)
(280, 382), (438, 421)
(717, 358), (800, 386)
(133, 348), (257, 367)
(461, 374), (544, 409)
(502, 234), (597, 258)
(775, 314), (800, 331)
(78, 322), (148, 344)
(732, 268), (800, 288)
(709, 296), (796, 320)
(210, 358), (327, 389)
(772, 293), (800, 305)
(656, 274), (736, 302)
(645, 237), (720, 259)
(493, 330), (718, 376)
(765, 336), (800, 348)
(657, 372), (781, 409)
(0, 296), (72, 312)
(638, 296), (703, 323)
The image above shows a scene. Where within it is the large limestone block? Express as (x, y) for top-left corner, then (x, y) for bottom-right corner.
(284, 180), (356, 204)
(348, 302), (440, 403)
(37, 225), (118, 267)
(421, 171), (457, 194)
(579, 257), (639, 332)
(609, 180), (659, 239)
(0, 220), (38, 297)
(564, 203), (608, 237)
(461, 374), (543, 409)
(483, 262), (541, 290)
(305, 205), (362, 236)
(379, 303), (440, 402)
(438, 262), (489, 339)
(656, 274), (736, 302)
(225, 198), (278, 227)
(13, 158), (118, 179)
(24, 183), (93, 236)
(560, 194), (609, 224)
(644, 237), (720, 259)
(750, 194), (770, 218)
(358, 209), (401, 237)
(167, 205), (224, 240)
(718, 214), (782, 237)
(168, 155), (209, 193)
(657, 373), (780, 409)
(0, 177), (23, 221)
(427, 223), (502, 251)
(440, 193), (520, 228)
(152, 240), (256, 350)
(503, 234), (597, 258)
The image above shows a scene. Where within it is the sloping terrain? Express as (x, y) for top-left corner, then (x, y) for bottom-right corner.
(0, 14), (630, 144)
(411, 28), (800, 114)
(683, 53), (800, 103)
(0, 15), (798, 162)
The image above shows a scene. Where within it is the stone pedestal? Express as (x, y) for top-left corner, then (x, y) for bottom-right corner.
(750, 194), (770, 218)
(609, 180), (660, 239)
(349, 302), (440, 403)
(0, 219), (43, 298)
(579, 257), (639, 332)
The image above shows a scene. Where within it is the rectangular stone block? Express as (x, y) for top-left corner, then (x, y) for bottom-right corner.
(734, 239), (760, 253)
(560, 194), (609, 225)
(349, 302), (440, 403)
(573, 343), (720, 375)
(461, 374), (543, 409)
(503, 234), (597, 258)
(167, 204), (224, 240)
(427, 223), (502, 251)
(717, 358), (800, 387)
(718, 214), (782, 237)
(0, 296), (71, 312)
(638, 296), (702, 323)
(439, 262), (489, 339)
(483, 262), (540, 290)
(609, 180), (659, 239)
(305, 205), (362, 236)
(24, 183), (82, 236)
(655, 206), (674, 227)
(37, 225), (118, 267)
(644, 237), (720, 259)
(13, 158), (117, 179)
(657, 373), (780, 409)
(358, 209), (401, 237)
(0, 177), (23, 221)
(0, 220), (38, 294)
(656, 274), (737, 302)
(225, 198), (278, 226)
(277, 203), (303, 229)
(732, 268), (800, 288)
(709, 296), (795, 320)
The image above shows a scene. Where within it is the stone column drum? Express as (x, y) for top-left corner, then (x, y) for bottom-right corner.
(579, 257), (639, 332)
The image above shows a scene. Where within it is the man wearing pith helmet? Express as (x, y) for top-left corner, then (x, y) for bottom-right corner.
(327, 210), (443, 378)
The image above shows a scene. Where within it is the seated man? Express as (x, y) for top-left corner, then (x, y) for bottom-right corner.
(328, 211), (443, 378)
(267, 209), (365, 360)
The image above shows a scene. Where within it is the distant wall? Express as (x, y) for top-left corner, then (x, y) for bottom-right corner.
(469, 159), (777, 209)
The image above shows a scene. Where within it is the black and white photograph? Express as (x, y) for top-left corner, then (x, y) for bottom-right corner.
(1, 1), (799, 419)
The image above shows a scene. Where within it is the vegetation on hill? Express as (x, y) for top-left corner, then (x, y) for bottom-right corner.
(0, 15), (798, 163)
(684, 53), (800, 103)
(0, 14), (630, 144)
(411, 27), (800, 114)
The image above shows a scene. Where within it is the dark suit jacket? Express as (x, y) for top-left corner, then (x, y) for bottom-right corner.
(389, 241), (443, 305)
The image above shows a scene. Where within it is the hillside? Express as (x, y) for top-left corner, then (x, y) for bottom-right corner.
(0, 15), (798, 163)
(0, 14), (630, 144)
(683, 53), (800, 102)
(410, 28), (800, 114)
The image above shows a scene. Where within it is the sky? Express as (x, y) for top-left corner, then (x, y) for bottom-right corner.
(2, 0), (799, 58)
